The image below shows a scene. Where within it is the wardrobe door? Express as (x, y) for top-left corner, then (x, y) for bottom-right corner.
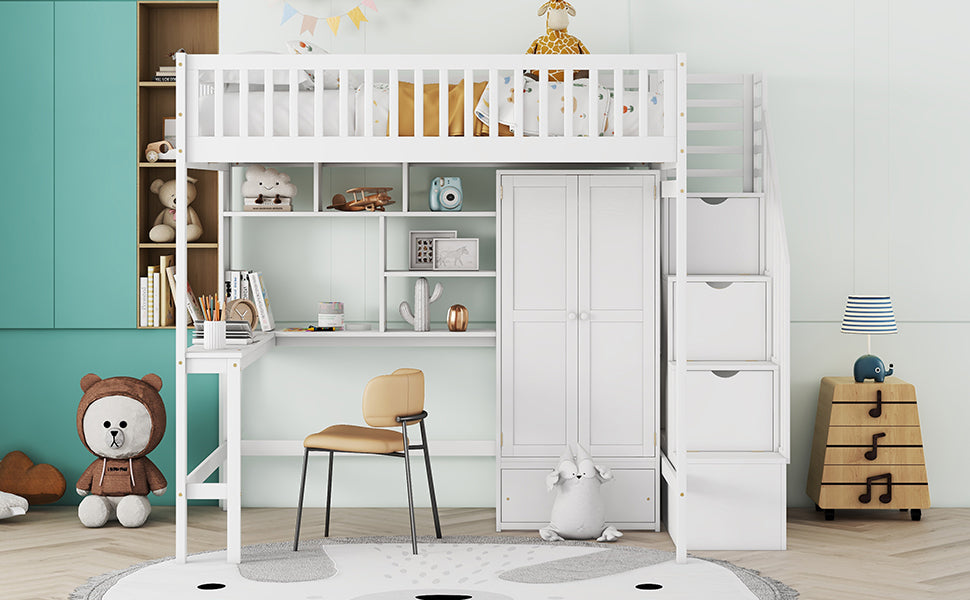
(0, 2), (54, 328)
(54, 1), (135, 328)
(579, 175), (657, 457)
(501, 175), (578, 457)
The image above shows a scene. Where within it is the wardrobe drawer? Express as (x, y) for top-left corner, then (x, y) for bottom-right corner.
(826, 426), (923, 446)
(823, 447), (927, 466)
(666, 196), (764, 275)
(666, 279), (770, 360)
(817, 483), (929, 510)
(666, 462), (786, 550)
(500, 468), (657, 526)
(672, 368), (775, 452)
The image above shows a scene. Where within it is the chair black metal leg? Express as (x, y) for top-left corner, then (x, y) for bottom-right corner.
(419, 420), (442, 539)
(401, 423), (418, 554)
(325, 450), (334, 537)
(293, 448), (310, 551)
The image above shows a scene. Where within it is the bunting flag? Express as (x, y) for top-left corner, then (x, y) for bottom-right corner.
(281, 1), (377, 37)
(347, 6), (367, 29)
(301, 15), (318, 35)
(280, 2), (298, 25)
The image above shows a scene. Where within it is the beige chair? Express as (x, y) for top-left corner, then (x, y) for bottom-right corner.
(293, 368), (441, 554)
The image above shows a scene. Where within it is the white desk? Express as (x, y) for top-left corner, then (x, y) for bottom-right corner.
(174, 328), (496, 564)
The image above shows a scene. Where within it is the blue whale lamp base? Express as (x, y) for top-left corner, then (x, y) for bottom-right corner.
(853, 354), (894, 383)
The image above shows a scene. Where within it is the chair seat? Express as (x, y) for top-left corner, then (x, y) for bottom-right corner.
(304, 424), (405, 454)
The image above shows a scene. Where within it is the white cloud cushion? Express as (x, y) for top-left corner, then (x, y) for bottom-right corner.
(0, 491), (28, 519)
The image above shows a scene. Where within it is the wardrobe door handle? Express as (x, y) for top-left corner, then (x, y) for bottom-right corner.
(580, 313), (589, 320)
(568, 312), (577, 320)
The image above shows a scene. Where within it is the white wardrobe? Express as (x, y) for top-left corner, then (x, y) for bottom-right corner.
(496, 171), (660, 531)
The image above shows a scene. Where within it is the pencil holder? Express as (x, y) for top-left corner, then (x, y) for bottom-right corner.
(203, 320), (226, 350)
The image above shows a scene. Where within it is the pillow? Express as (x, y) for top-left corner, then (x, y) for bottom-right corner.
(0, 491), (28, 520)
(602, 86), (664, 137)
(285, 40), (362, 90)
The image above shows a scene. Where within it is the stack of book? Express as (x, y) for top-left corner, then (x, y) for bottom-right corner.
(243, 196), (293, 212)
(192, 320), (255, 346)
(154, 65), (176, 82)
(139, 255), (175, 327)
(224, 269), (275, 331)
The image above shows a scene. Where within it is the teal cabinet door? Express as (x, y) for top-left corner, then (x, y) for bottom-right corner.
(0, 2), (55, 328)
(54, 1), (135, 328)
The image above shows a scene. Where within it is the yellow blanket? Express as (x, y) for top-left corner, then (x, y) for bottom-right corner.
(394, 80), (512, 137)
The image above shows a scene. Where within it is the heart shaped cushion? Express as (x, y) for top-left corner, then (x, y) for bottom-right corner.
(0, 451), (66, 504)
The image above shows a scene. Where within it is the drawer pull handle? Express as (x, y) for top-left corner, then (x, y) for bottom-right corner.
(869, 389), (882, 418)
(705, 281), (733, 290)
(859, 473), (893, 504)
(712, 370), (739, 378)
(701, 197), (728, 206)
(864, 432), (887, 461)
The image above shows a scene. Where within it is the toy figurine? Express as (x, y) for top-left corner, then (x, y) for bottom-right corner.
(854, 355), (894, 383)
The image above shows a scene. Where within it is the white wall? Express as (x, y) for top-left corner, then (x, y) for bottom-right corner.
(221, 0), (969, 509)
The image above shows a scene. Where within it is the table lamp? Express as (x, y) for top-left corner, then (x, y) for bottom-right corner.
(841, 295), (897, 382)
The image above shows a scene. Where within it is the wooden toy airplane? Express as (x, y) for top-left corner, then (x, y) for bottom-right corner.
(327, 187), (395, 212)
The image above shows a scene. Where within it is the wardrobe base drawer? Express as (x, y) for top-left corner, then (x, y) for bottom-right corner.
(499, 467), (657, 529)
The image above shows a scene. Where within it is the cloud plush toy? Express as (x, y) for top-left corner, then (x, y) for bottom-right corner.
(540, 444), (622, 542)
(241, 165), (298, 200)
(75, 374), (167, 528)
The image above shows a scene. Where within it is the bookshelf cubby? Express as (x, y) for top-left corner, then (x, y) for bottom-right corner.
(136, 1), (218, 328)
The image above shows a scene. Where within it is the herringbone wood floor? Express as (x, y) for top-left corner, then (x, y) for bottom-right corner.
(1, 507), (967, 599)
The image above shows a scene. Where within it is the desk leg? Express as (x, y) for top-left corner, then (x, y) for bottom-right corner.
(176, 358), (188, 563)
(219, 372), (227, 512)
(226, 359), (242, 564)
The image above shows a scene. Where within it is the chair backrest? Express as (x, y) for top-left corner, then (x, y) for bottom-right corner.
(362, 368), (425, 427)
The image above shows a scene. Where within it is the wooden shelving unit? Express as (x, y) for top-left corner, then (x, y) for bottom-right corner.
(136, 1), (218, 328)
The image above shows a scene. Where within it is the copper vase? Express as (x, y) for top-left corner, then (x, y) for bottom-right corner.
(447, 304), (468, 332)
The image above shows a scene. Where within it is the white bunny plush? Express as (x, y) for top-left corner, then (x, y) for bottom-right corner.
(539, 444), (622, 542)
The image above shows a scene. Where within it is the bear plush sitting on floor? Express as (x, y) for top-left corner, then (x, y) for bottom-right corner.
(75, 374), (167, 528)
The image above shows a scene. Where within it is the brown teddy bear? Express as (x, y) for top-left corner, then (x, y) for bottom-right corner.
(75, 374), (167, 528)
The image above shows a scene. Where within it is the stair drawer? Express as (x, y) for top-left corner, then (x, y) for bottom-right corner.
(666, 279), (770, 360)
(666, 196), (764, 275)
(669, 367), (776, 452)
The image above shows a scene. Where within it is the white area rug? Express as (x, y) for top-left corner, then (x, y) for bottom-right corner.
(71, 536), (798, 600)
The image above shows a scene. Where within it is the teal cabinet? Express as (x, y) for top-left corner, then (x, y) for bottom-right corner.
(54, 1), (136, 328)
(0, 2), (55, 328)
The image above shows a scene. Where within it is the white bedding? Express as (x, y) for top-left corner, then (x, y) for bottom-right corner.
(196, 81), (662, 138)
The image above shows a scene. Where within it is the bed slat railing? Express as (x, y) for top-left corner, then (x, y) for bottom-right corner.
(179, 54), (682, 162)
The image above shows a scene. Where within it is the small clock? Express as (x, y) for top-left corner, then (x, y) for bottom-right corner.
(226, 299), (258, 329)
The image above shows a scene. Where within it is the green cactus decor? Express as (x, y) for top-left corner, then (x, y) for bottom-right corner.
(399, 277), (443, 332)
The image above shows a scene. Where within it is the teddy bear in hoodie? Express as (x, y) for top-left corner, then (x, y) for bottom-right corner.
(75, 373), (167, 528)
(540, 444), (622, 542)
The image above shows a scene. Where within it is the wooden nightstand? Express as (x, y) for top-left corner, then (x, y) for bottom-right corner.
(806, 376), (929, 521)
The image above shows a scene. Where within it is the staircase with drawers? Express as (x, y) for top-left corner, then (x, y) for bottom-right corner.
(660, 74), (791, 551)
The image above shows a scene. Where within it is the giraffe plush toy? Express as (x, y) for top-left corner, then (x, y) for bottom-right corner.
(526, 1), (589, 81)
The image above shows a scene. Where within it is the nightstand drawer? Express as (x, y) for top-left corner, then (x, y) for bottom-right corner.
(829, 403), (920, 426)
(826, 426), (923, 446)
(818, 484), (929, 510)
(823, 447), (926, 465)
(821, 465), (927, 484)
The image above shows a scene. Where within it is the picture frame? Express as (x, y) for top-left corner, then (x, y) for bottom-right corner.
(409, 230), (457, 270)
(433, 238), (479, 271)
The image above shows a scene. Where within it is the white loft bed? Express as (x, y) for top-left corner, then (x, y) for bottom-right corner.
(171, 52), (786, 565)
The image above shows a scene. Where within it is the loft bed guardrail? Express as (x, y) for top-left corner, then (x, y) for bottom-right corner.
(176, 53), (684, 164)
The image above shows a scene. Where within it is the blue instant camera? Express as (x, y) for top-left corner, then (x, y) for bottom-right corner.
(429, 177), (463, 211)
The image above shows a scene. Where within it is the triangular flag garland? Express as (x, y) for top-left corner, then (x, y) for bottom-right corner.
(281, 1), (377, 36)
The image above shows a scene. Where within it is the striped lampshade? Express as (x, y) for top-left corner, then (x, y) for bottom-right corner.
(841, 295), (898, 334)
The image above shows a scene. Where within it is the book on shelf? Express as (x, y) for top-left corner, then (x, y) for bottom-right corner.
(152, 268), (160, 327)
(159, 255), (174, 327)
(153, 75), (176, 82)
(165, 265), (205, 325)
(139, 277), (149, 327)
(247, 270), (275, 331)
(146, 266), (157, 327)
(243, 196), (293, 212)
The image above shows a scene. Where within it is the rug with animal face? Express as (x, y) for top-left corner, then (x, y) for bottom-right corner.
(74, 536), (796, 600)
